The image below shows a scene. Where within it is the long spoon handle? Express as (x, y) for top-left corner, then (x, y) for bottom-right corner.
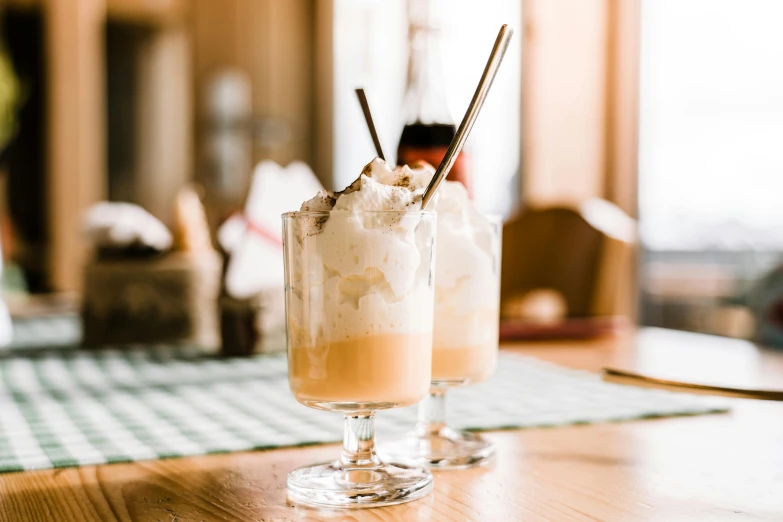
(421, 24), (514, 209)
(355, 88), (385, 161)
(603, 367), (783, 401)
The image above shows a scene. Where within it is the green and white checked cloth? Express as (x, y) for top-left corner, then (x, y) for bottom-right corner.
(5, 313), (82, 351)
(0, 346), (727, 473)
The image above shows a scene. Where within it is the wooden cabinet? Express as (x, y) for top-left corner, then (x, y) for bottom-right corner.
(1, 0), (315, 291)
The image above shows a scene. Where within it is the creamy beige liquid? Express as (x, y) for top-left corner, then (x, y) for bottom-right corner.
(431, 310), (499, 384)
(289, 332), (432, 408)
(431, 342), (497, 384)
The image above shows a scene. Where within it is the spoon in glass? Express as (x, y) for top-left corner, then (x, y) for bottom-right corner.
(421, 24), (514, 209)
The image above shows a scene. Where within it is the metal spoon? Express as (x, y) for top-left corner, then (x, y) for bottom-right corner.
(420, 24), (514, 209)
(355, 88), (385, 161)
(603, 367), (783, 401)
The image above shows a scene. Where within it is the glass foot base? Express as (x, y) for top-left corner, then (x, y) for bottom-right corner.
(380, 427), (495, 470)
(287, 460), (433, 509)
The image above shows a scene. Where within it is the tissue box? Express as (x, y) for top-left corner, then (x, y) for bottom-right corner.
(82, 251), (221, 350)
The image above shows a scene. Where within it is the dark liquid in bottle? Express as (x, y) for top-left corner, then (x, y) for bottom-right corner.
(398, 122), (456, 148)
(397, 123), (472, 196)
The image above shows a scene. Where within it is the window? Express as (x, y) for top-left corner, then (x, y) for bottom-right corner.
(638, 0), (783, 337)
(639, 0), (783, 251)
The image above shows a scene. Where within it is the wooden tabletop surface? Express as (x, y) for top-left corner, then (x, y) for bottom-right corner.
(2, 328), (782, 521)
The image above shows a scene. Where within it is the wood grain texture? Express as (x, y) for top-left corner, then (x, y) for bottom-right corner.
(2, 329), (783, 521)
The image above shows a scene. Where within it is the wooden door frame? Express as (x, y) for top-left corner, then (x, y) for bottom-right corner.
(521, 0), (640, 215)
(603, 0), (641, 218)
(44, 0), (107, 292)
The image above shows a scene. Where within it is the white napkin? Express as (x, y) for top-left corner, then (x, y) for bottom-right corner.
(219, 160), (323, 299)
(83, 202), (173, 251)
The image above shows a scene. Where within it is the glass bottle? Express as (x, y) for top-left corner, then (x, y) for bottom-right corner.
(397, 9), (473, 196)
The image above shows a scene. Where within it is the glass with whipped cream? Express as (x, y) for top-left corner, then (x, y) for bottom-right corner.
(282, 160), (437, 508)
(379, 165), (503, 470)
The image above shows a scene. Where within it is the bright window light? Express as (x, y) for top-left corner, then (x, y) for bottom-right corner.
(639, 0), (783, 251)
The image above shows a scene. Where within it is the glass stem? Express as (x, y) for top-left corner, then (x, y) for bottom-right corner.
(341, 413), (381, 468)
(417, 386), (447, 437)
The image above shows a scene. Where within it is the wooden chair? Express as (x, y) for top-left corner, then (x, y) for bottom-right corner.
(501, 198), (636, 323)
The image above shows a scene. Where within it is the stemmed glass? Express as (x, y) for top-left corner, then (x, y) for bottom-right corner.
(380, 215), (502, 469)
(282, 210), (437, 508)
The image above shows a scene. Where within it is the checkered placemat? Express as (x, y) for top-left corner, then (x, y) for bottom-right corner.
(5, 313), (82, 351)
(0, 349), (727, 473)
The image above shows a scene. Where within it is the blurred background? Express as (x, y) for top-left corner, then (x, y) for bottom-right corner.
(0, 0), (781, 348)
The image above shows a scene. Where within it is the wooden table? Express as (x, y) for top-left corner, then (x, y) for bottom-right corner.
(2, 328), (783, 521)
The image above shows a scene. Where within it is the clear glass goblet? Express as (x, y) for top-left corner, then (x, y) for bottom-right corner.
(380, 214), (502, 469)
(282, 210), (437, 508)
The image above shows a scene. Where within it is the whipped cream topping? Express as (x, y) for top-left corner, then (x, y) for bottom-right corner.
(430, 181), (500, 350)
(288, 159), (436, 347)
(300, 158), (434, 213)
(289, 157), (498, 350)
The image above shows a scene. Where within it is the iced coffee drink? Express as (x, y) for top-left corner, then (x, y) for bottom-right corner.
(379, 164), (502, 470)
(282, 158), (437, 508)
(286, 204), (436, 409)
(431, 181), (501, 385)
